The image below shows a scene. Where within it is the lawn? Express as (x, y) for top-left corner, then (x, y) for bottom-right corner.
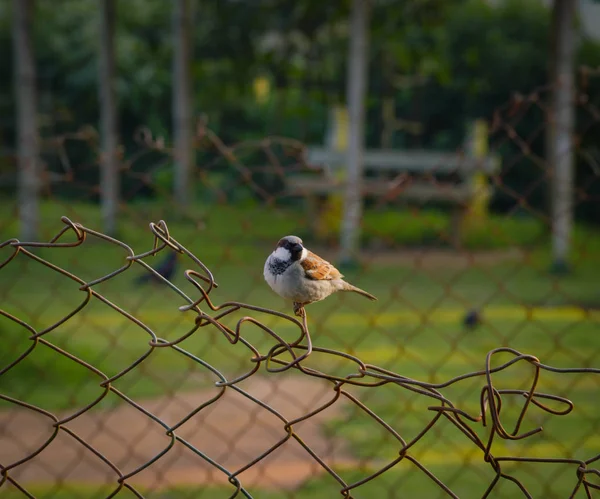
(1, 199), (600, 498)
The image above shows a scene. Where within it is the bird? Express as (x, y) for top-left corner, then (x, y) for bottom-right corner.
(463, 308), (482, 329)
(136, 252), (179, 284)
(263, 235), (377, 317)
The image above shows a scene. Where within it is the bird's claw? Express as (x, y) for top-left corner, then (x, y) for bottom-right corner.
(293, 302), (306, 318)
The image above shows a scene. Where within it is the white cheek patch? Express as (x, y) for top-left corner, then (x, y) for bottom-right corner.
(273, 247), (291, 261)
(300, 247), (308, 261)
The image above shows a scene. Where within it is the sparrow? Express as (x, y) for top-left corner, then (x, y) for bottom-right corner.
(463, 308), (482, 330)
(263, 235), (377, 316)
(135, 252), (179, 284)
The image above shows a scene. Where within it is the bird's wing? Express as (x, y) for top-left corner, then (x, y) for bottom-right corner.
(301, 251), (344, 280)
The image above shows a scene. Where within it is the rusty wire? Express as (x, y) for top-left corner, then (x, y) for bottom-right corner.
(0, 216), (599, 499)
(2, 67), (600, 499)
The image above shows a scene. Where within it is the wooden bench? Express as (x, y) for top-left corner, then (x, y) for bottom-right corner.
(285, 147), (500, 247)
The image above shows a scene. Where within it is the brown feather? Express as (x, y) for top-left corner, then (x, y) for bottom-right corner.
(300, 251), (344, 280)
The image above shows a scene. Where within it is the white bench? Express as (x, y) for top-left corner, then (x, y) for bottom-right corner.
(285, 147), (500, 246)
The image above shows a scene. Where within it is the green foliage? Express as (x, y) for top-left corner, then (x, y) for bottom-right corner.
(395, 0), (551, 150)
(3, 0), (600, 224)
(306, 208), (549, 250)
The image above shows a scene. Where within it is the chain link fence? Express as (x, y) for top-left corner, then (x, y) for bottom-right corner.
(1, 74), (600, 498)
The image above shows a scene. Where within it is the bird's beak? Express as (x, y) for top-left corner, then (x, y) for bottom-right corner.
(292, 244), (303, 253)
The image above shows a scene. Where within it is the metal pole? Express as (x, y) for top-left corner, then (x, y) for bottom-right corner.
(172, 0), (194, 208)
(12, 0), (40, 240)
(99, 0), (120, 236)
(550, 0), (576, 272)
(339, 0), (370, 266)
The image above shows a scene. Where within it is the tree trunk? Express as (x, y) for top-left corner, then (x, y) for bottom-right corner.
(12, 0), (40, 241)
(339, 0), (370, 265)
(99, 0), (119, 236)
(172, 0), (194, 208)
(548, 0), (577, 273)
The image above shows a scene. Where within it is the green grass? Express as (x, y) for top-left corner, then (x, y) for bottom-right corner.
(2, 458), (597, 499)
(362, 208), (548, 249)
(0, 483), (284, 499)
(1, 199), (600, 498)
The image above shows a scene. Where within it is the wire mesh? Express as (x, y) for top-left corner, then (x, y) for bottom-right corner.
(1, 73), (600, 499)
(1, 216), (599, 499)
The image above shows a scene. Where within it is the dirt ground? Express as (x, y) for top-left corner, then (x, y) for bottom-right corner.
(0, 375), (357, 493)
(310, 246), (525, 269)
(365, 247), (525, 267)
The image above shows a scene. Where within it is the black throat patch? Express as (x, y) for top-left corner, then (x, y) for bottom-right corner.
(269, 258), (292, 276)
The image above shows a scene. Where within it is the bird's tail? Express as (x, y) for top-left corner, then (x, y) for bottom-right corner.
(342, 283), (377, 301)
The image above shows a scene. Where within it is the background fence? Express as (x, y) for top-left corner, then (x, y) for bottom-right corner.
(3, 0), (600, 498)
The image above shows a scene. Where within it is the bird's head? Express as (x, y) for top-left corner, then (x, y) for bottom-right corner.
(273, 235), (306, 262)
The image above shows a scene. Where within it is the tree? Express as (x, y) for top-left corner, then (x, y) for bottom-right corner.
(339, 0), (371, 265)
(172, 0), (194, 208)
(99, 0), (119, 236)
(12, 0), (40, 240)
(548, 0), (577, 272)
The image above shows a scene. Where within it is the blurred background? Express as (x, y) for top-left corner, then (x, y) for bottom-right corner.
(1, 0), (600, 498)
